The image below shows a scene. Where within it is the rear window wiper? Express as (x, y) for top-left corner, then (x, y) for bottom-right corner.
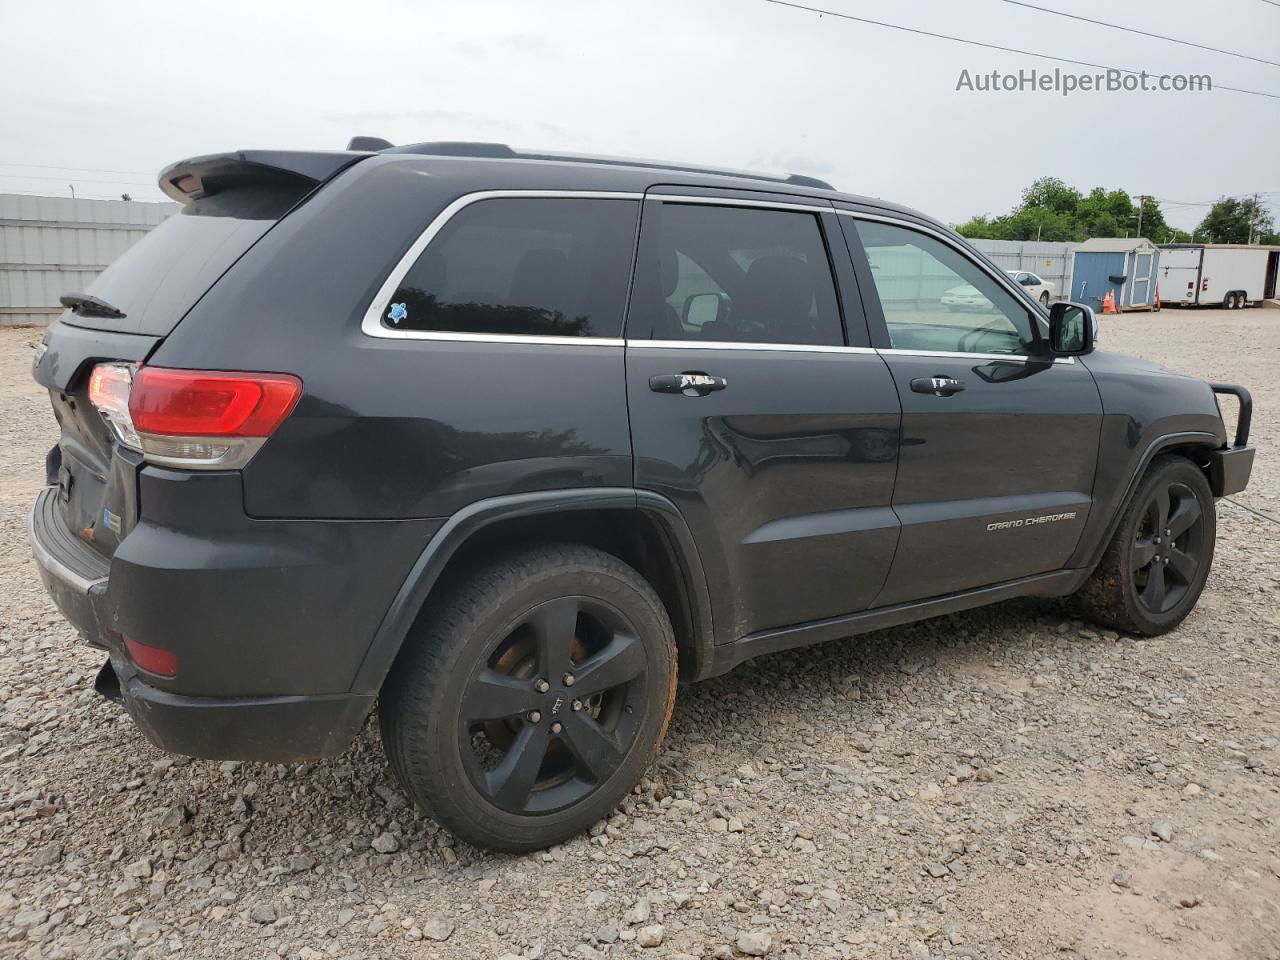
(60, 293), (127, 320)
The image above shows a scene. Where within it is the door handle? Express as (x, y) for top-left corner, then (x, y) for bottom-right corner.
(910, 376), (965, 397)
(649, 373), (728, 396)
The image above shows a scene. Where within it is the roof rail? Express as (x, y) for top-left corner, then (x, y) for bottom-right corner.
(365, 139), (836, 191)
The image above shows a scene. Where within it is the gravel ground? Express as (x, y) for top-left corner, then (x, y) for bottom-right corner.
(1, 309), (1278, 960)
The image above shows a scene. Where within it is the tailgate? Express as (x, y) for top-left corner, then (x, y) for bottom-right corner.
(33, 323), (157, 563)
(31, 148), (369, 563)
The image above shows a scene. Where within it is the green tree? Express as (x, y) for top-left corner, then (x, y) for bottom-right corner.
(1195, 197), (1276, 244)
(1019, 176), (1082, 215)
(954, 179), (1183, 242)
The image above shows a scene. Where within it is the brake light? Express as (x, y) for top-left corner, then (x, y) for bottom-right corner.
(86, 363), (301, 470)
(130, 368), (301, 437)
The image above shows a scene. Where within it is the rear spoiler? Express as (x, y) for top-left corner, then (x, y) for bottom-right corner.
(157, 150), (369, 205)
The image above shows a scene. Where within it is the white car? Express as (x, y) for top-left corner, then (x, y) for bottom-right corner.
(1006, 270), (1056, 307)
(940, 283), (993, 312)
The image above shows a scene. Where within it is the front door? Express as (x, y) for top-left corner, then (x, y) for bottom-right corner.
(625, 192), (902, 640)
(842, 214), (1103, 606)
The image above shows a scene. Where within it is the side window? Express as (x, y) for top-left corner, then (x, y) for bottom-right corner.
(384, 197), (639, 338)
(634, 203), (843, 346)
(853, 221), (1035, 356)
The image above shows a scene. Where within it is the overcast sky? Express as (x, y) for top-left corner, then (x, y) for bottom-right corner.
(2, 0), (1277, 231)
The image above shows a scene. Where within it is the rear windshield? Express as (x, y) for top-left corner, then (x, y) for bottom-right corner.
(61, 187), (294, 336)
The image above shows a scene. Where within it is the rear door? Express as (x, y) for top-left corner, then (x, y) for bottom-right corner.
(1158, 247), (1202, 305)
(841, 213), (1103, 606)
(624, 190), (902, 640)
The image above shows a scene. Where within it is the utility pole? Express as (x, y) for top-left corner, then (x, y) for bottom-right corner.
(1248, 193), (1260, 244)
(1135, 194), (1148, 237)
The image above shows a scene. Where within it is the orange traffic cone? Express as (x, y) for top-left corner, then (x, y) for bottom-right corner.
(1102, 290), (1119, 315)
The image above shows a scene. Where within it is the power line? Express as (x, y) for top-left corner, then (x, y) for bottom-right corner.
(762, 0), (1280, 100)
(0, 159), (153, 177)
(0, 172), (157, 187)
(999, 0), (1280, 69)
(0, 187), (162, 202)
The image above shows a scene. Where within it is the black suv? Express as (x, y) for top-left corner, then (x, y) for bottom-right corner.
(28, 141), (1254, 851)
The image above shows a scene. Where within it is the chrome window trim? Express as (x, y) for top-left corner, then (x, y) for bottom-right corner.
(878, 347), (1075, 365)
(835, 208), (1052, 334)
(630, 339), (876, 355)
(360, 190), (644, 342)
(367, 331), (626, 347)
(646, 193), (832, 213)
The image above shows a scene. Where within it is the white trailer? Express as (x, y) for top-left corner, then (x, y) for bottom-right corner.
(1157, 244), (1280, 308)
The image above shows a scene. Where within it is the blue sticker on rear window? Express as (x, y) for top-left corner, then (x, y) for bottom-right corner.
(387, 302), (408, 326)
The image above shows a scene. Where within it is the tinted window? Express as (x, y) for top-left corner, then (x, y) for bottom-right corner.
(631, 203), (843, 346)
(385, 198), (638, 338)
(854, 221), (1035, 356)
(63, 186), (295, 336)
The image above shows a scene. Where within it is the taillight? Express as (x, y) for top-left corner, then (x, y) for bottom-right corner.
(130, 368), (301, 437)
(86, 363), (301, 470)
(87, 363), (140, 448)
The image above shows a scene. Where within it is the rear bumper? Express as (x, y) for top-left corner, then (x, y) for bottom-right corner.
(28, 486), (111, 644)
(29, 474), (437, 761)
(106, 657), (373, 761)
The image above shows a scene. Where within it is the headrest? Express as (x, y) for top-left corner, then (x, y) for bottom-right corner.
(660, 251), (679, 298)
(744, 255), (814, 320)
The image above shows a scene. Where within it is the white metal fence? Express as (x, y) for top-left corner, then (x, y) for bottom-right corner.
(968, 238), (1079, 302)
(0, 194), (177, 326)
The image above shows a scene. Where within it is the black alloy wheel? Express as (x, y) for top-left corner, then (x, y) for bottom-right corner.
(379, 543), (677, 852)
(1131, 480), (1205, 615)
(459, 595), (648, 815)
(1076, 455), (1216, 635)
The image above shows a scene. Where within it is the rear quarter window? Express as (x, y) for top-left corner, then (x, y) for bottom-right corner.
(382, 197), (639, 338)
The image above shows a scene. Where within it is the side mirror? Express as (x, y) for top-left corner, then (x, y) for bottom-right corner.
(1048, 301), (1096, 356)
(683, 292), (726, 327)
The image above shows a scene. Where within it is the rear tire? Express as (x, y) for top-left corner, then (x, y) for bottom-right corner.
(1225, 293), (1238, 309)
(1039, 291), (1050, 307)
(379, 543), (677, 852)
(1075, 456), (1215, 635)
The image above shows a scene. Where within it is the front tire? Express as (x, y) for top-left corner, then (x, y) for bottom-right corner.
(1075, 456), (1215, 635)
(1040, 291), (1050, 307)
(379, 543), (677, 852)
